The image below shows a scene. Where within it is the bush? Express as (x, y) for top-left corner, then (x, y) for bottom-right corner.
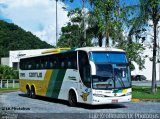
(0, 65), (19, 79)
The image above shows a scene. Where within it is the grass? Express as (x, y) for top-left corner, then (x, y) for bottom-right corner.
(4, 83), (19, 88)
(132, 86), (160, 99)
(0, 83), (19, 92)
(0, 87), (19, 92)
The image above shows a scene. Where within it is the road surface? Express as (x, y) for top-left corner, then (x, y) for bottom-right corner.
(132, 80), (160, 86)
(0, 91), (160, 119)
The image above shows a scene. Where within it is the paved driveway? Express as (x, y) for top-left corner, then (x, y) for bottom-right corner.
(132, 81), (160, 87)
(0, 91), (160, 119)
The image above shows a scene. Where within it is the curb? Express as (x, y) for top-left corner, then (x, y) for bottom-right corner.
(132, 98), (160, 102)
(0, 89), (19, 93)
(131, 99), (141, 102)
(140, 99), (160, 102)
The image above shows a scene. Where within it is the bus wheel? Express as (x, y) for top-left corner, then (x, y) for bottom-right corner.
(31, 86), (36, 99)
(68, 90), (77, 107)
(26, 87), (31, 97)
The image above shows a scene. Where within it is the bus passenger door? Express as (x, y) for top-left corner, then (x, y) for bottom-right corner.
(78, 51), (91, 103)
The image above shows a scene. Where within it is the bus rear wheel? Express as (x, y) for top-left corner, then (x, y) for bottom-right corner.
(68, 90), (77, 107)
(31, 86), (36, 99)
(26, 87), (31, 97)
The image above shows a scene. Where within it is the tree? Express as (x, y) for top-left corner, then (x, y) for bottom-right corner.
(145, 0), (160, 94)
(57, 8), (93, 47)
(89, 0), (125, 47)
(88, 1), (146, 70)
(126, 0), (160, 93)
(58, 0), (147, 71)
(111, 2), (147, 71)
(118, 42), (146, 70)
(86, 11), (103, 47)
(0, 20), (53, 57)
(0, 65), (19, 79)
(60, 0), (117, 47)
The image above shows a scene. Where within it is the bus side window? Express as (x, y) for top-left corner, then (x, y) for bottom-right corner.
(36, 63), (39, 69)
(40, 61), (44, 69)
(73, 61), (77, 69)
(28, 61), (32, 69)
(50, 62), (53, 68)
(49, 54), (58, 69)
(78, 51), (91, 88)
(59, 53), (67, 69)
(53, 60), (56, 68)
(31, 59), (36, 69)
(63, 54), (68, 69)
(68, 61), (72, 68)
(69, 51), (77, 69)
(44, 59), (48, 69)
(20, 59), (25, 70)
(61, 61), (65, 68)
(56, 54), (61, 69)
(26, 59), (31, 70)
(24, 62), (28, 70)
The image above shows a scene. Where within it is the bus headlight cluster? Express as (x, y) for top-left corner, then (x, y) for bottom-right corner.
(125, 92), (131, 96)
(93, 94), (105, 97)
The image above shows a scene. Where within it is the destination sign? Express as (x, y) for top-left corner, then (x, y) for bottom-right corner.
(19, 70), (46, 80)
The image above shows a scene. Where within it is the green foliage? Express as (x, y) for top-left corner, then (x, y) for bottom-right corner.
(91, 0), (125, 46)
(125, 0), (160, 93)
(57, 8), (93, 48)
(0, 65), (19, 79)
(0, 20), (53, 57)
(90, 0), (146, 70)
(58, 0), (148, 70)
(86, 11), (104, 46)
(118, 42), (145, 70)
(126, 0), (160, 44)
(130, 63), (135, 71)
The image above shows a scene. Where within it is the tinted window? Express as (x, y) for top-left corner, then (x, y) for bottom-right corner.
(20, 51), (77, 70)
(90, 52), (128, 63)
(78, 51), (91, 88)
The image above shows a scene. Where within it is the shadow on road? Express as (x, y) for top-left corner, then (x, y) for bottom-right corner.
(18, 93), (127, 110)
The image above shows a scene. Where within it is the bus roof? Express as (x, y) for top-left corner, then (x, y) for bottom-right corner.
(75, 47), (125, 53)
(20, 47), (125, 59)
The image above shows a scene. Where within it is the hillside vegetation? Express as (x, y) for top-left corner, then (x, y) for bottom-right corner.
(0, 20), (53, 57)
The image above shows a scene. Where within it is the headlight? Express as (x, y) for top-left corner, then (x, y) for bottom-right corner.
(93, 94), (105, 97)
(125, 92), (132, 96)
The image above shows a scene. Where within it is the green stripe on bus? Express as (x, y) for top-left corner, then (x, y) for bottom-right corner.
(113, 89), (119, 93)
(51, 69), (66, 98)
(46, 70), (59, 97)
(113, 89), (123, 93)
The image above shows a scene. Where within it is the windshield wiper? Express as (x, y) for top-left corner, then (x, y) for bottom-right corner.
(115, 74), (125, 88)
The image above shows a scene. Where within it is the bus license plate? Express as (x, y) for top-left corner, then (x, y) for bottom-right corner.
(112, 99), (118, 103)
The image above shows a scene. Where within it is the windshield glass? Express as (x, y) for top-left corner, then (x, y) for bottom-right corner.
(90, 52), (127, 63)
(90, 52), (131, 89)
(114, 64), (131, 88)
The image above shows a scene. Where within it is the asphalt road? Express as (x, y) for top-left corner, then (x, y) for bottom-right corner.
(132, 80), (160, 87)
(0, 91), (160, 119)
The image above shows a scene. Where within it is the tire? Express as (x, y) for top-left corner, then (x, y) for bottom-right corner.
(68, 90), (77, 107)
(26, 88), (31, 97)
(31, 87), (36, 99)
(138, 76), (141, 81)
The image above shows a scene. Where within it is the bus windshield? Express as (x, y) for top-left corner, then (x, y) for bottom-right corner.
(90, 52), (131, 89)
(90, 52), (127, 63)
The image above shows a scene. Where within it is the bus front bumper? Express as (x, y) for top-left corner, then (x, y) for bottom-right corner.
(91, 95), (132, 105)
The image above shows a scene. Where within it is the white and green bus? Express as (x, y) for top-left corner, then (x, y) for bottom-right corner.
(19, 47), (132, 106)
